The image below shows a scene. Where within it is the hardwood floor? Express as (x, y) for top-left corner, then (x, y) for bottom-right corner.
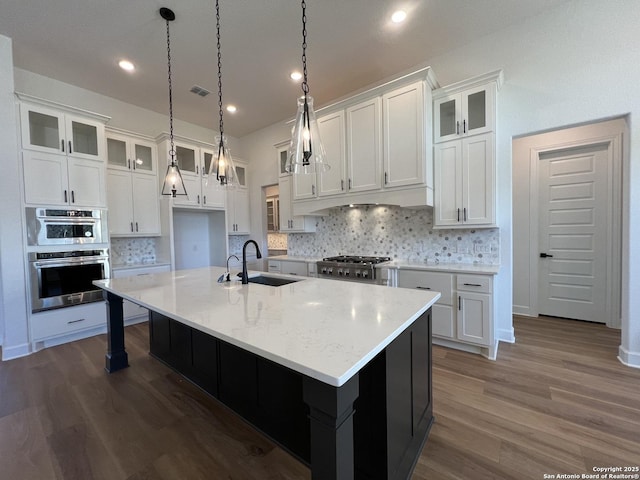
(1, 315), (639, 479)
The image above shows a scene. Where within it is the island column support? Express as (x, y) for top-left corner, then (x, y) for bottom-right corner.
(303, 374), (359, 480)
(104, 291), (129, 373)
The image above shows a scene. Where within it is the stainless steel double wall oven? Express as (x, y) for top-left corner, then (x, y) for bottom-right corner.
(26, 207), (110, 312)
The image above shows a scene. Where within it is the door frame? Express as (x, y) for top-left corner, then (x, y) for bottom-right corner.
(526, 120), (623, 327)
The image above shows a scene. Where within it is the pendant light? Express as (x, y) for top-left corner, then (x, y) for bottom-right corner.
(285, 0), (330, 175)
(208, 0), (239, 187)
(160, 7), (188, 197)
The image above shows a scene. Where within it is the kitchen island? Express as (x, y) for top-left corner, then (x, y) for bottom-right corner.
(95, 266), (440, 480)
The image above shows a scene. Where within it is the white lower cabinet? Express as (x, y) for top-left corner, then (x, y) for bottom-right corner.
(397, 269), (493, 347)
(112, 264), (171, 321)
(268, 259), (311, 277)
(30, 301), (106, 341)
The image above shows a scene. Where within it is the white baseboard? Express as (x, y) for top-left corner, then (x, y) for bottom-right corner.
(512, 305), (533, 316)
(618, 346), (640, 368)
(1, 342), (31, 361)
(496, 327), (516, 344)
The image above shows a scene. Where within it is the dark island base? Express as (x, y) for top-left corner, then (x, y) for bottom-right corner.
(145, 309), (433, 480)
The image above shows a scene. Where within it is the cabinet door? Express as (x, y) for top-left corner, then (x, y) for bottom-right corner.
(107, 170), (134, 235)
(457, 291), (491, 346)
(132, 174), (160, 235)
(131, 139), (156, 175)
(434, 141), (463, 226)
(382, 81), (425, 188)
(106, 135), (130, 171)
(20, 104), (65, 154)
(317, 110), (346, 197)
(65, 114), (104, 161)
(277, 143), (290, 177)
(292, 170), (316, 200)
(462, 85), (494, 138)
(279, 261), (307, 276)
(232, 188), (250, 234)
(22, 150), (68, 205)
(278, 175), (293, 231)
(67, 158), (106, 207)
(462, 133), (494, 225)
(434, 94), (461, 143)
(175, 144), (198, 177)
(173, 175), (201, 207)
(347, 97), (382, 193)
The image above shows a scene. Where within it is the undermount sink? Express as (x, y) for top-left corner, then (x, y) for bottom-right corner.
(247, 275), (301, 287)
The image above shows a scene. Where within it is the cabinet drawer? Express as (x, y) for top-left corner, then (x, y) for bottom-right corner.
(279, 261), (307, 276)
(456, 274), (492, 294)
(267, 260), (281, 273)
(397, 270), (453, 305)
(432, 304), (455, 338)
(112, 264), (171, 278)
(31, 301), (106, 340)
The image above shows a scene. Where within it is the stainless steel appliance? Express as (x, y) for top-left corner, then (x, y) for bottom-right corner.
(26, 207), (107, 246)
(28, 249), (110, 312)
(317, 256), (391, 284)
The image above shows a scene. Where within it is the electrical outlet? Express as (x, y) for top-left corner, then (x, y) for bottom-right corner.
(474, 244), (491, 254)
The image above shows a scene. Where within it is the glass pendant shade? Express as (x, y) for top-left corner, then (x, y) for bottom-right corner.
(161, 156), (187, 197)
(209, 134), (238, 188)
(286, 95), (330, 174)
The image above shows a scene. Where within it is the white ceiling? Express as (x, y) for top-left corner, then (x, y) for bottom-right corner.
(1, 0), (570, 137)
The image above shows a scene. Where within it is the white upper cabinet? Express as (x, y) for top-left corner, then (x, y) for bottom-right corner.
(18, 96), (109, 208)
(20, 102), (106, 161)
(317, 110), (346, 197)
(106, 129), (160, 236)
(278, 174), (316, 233)
(434, 82), (496, 143)
(382, 81), (425, 189)
(346, 97), (382, 193)
(201, 149), (227, 209)
(227, 187), (250, 234)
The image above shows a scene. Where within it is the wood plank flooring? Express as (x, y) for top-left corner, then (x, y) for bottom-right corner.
(1, 315), (639, 479)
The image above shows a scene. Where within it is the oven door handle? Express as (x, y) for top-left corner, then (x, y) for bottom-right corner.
(32, 257), (107, 268)
(40, 218), (98, 224)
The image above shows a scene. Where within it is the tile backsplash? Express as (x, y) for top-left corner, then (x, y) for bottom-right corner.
(267, 233), (288, 250)
(111, 237), (158, 265)
(287, 205), (499, 264)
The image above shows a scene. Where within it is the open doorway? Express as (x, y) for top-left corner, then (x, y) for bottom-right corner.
(513, 118), (626, 328)
(262, 184), (287, 257)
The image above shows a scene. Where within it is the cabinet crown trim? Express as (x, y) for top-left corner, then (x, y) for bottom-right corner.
(433, 70), (504, 99)
(15, 92), (111, 123)
(106, 126), (156, 142)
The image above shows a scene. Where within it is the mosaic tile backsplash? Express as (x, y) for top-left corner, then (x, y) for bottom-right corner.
(111, 238), (158, 266)
(228, 235), (251, 256)
(287, 205), (499, 264)
(267, 233), (288, 250)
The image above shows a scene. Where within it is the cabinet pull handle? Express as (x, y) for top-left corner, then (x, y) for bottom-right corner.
(463, 283), (482, 287)
(67, 318), (85, 324)
(203, 195), (207, 205)
(61, 140), (65, 152)
(416, 286), (431, 290)
(456, 121), (460, 135)
(341, 179), (344, 191)
(64, 190), (68, 203)
(463, 119), (467, 134)
(463, 207), (467, 222)
(196, 165), (199, 175)
(349, 178), (352, 190)
(130, 222), (134, 232)
(135, 222), (139, 232)
(384, 172), (388, 184)
(71, 191), (75, 203)
(128, 159), (131, 169)
(312, 184), (315, 195)
(197, 194), (200, 204)
(457, 208), (460, 222)
(458, 295), (462, 311)
(68, 141), (72, 154)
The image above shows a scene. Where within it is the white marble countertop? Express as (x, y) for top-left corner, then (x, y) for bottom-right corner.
(378, 261), (500, 275)
(95, 266), (439, 387)
(267, 255), (323, 263)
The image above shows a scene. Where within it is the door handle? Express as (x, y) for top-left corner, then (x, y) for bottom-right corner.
(540, 253), (554, 258)
(457, 208), (460, 222)
(71, 191), (75, 203)
(61, 140), (65, 152)
(68, 141), (72, 154)
(415, 286), (431, 290)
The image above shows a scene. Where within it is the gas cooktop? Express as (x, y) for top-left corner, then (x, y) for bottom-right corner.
(320, 255), (391, 265)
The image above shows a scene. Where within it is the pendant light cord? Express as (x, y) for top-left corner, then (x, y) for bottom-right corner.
(165, 18), (175, 162)
(216, 0), (225, 144)
(301, 0), (309, 95)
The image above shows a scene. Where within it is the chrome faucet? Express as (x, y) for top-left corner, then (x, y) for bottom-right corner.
(225, 254), (240, 281)
(241, 240), (262, 284)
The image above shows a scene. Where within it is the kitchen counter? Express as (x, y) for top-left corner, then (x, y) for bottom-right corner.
(94, 266), (439, 479)
(110, 261), (171, 272)
(95, 266), (439, 386)
(379, 260), (500, 275)
(267, 254), (323, 262)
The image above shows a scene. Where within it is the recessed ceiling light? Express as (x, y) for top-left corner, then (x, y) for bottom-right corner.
(290, 71), (302, 81)
(391, 10), (407, 23)
(226, 105), (237, 113)
(118, 59), (135, 72)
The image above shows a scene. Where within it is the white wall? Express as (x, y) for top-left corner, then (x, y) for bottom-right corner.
(0, 35), (29, 359)
(240, 0), (640, 363)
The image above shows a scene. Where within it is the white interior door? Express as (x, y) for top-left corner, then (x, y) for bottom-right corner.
(537, 144), (609, 322)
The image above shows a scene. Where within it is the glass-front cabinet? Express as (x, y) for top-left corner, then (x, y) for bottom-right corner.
(106, 132), (156, 175)
(434, 84), (494, 143)
(20, 103), (106, 161)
